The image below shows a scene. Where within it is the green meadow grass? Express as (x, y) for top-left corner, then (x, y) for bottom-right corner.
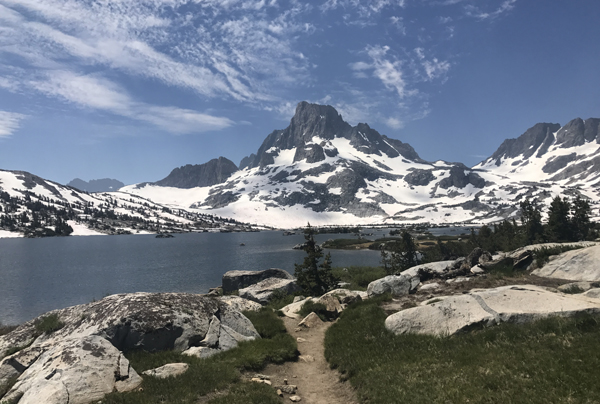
(325, 297), (600, 404)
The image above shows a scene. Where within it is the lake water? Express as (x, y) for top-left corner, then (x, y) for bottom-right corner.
(0, 231), (382, 325)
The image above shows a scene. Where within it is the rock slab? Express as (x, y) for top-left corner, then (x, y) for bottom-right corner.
(532, 244), (600, 281)
(222, 268), (294, 293)
(385, 284), (600, 336)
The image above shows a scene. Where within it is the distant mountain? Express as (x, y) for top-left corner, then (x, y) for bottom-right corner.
(67, 178), (125, 193)
(0, 170), (257, 237)
(125, 101), (600, 227)
(153, 157), (238, 188)
(475, 118), (600, 185)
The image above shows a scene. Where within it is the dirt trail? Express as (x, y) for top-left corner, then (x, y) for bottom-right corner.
(259, 316), (358, 404)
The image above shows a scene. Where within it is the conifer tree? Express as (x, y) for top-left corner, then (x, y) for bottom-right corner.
(571, 195), (591, 241)
(546, 196), (572, 242)
(294, 224), (339, 296)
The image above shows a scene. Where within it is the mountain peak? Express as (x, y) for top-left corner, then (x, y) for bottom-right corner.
(240, 101), (421, 169)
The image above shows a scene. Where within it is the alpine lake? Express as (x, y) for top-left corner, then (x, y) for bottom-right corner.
(0, 226), (473, 325)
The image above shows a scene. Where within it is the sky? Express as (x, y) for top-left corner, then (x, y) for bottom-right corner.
(0, 0), (599, 185)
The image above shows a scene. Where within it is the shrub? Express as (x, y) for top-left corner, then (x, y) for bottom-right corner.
(331, 266), (386, 290)
(34, 314), (64, 335)
(297, 301), (335, 321)
(0, 322), (17, 337)
(242, 308), (287, 339)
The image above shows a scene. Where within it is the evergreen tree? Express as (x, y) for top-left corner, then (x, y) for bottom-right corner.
(294, 224), (339, 296)
(380, 230), (418, 275)
(546, 196), (572, 242)
(519, 199), (544, 244)
(571, 195), (592, 241)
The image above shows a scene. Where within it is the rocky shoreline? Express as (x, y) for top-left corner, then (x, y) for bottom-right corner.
(3, 242), (600, 403)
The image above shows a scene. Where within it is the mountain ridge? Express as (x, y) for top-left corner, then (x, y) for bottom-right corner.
(121, 102), (600, 227)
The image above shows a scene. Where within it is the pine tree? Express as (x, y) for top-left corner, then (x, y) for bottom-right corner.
(520, 199), (544, 244)
(571, 195), (591, 241)
(294, 224), (339, 296)
(380, 230), (418, 275)
(546, 196), (572, 242)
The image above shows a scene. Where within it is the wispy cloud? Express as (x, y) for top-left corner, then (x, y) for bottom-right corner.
(0, 111), (26, 138)
(463, 0), (518, 20)
(33, 71), (233, 133)
(0, 0), (313, 104)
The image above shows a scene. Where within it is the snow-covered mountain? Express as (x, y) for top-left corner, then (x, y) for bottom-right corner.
(0, 170), (257, 238)
(122, 102), (599, 228)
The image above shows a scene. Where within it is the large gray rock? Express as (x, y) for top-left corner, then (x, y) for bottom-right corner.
(222, 268), (294, 293)
(0, 293), (260, 403)
(1, 293), (258, 357)
(2, 335), (142, 404)
(239, 278), (301, 304)
(385, 285), (600, 336)
(532, 244), (600, 281)
(367, 273), (420, 298)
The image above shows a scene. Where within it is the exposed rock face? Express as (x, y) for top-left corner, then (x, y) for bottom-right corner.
(222, 268), (294, 293)
(404, 169), (435, 186)
(0, 293), (260, 403)
(438, 166), (486, 189)
(385, 285), (600, 336)
(532, 244), (600, 281)
(154, 156), (239, 188)
(367, 274), (420, 298)
(2, 335), (142, 404)
(239, 278), (301, 304)
(486, 122), (562, 165)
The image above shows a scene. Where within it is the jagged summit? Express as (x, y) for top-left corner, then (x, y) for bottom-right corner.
(239, 101), (422, 169)
(476, 117), (600, 186)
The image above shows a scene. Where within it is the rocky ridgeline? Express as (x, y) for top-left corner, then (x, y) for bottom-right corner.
(0, 293), (261, 404)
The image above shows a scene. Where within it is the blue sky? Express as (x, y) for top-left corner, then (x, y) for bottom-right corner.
(0, 0), (598, 185)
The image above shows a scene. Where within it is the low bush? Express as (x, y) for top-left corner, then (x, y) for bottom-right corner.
(325, 298), (600, 403)
(331, 266), (386, 290)
(0, 322), (17, 337)
(0, 376), (18, 402)
(242, 308), (287, 339)
(297, 301), (333, 321)
(34, 313), (64, 335)
(265, 289), (294, 310)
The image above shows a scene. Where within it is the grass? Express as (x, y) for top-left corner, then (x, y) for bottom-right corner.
(331, 265), (387, 291)
(534, 244), (586, 268)
(265, 289), (295, 310)
(34, 313), (64, 335)
(207, 382), (282, 404)
(0, 376), (18, 402)
(562, 285), (585, 294)
(297, 301), (332, 321)
(0, 322), (17, 337)
(321, 238), (373, 249)
(325, 297), (600, 404)
(102, 308), (297, 404)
